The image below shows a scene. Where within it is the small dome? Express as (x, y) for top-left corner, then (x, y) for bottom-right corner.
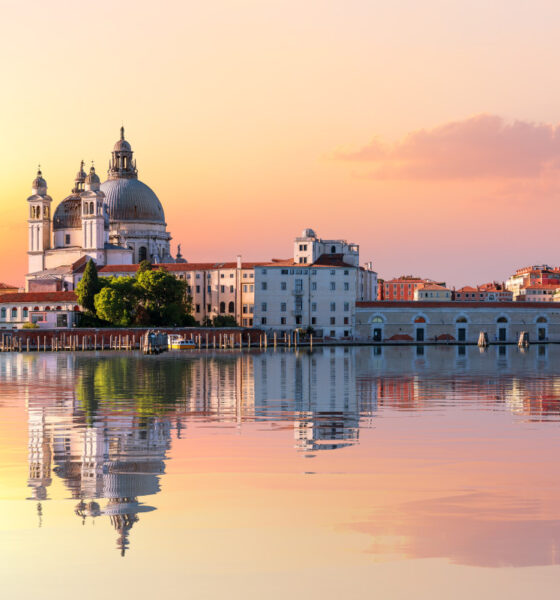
(114, 139), (132, 152)
(100, 178), (165, 224)
(303, 228), (316, 238)
(86, 166), (100, 185)
(32, 169), (46, 189)
(75, 161), (87, 182)
(53, 195), (82, 230)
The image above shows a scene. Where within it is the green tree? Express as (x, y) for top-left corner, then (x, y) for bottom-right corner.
(138, 260), (153, 273)
(94, 276), (138, 326)
(136, 268), (188, 325)
(212, 315), (238, 327)
(76, 259), (102, 314)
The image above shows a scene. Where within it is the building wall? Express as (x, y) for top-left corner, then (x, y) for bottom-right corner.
(254, 265), (376, 338)
(355, 302), (560, 343)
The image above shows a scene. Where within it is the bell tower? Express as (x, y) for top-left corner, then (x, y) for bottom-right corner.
(81, 165), (106, 264)
(27, 168), (52, 274)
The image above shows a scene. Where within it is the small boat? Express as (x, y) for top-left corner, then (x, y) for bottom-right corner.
(168, 334), (196, 350)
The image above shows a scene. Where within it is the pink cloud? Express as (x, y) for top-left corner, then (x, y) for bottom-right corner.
(336, 114), (560, 180)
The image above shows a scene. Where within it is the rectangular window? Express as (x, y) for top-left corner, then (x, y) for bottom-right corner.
(330, 282), (336, 291)
(295, 316), (302, 325)
(196, 274), (200, 279)
(230, 285), (234, 293)
(243, 304), (248, 314)
(220, 273), (224, 278)
(330, 317), (335, 325)
(311, 302), (317, 311)
(344, 302), (349, 311)
(243, 285), (248, 292)
(343, 317), (349, 325)
(311, 269), (316, 275)
(207, 285), (211, 293)
(195, 304), (200, 313)
(344, 270), (349, 275)
(330, 302), (336, 311)
(311, 317), (316, 325)
(65, 234), (70, 245)
(261, 317), (267, 325)
(261, 269), (267, 275)
(207, 304), (211, 312)
(196, 285), (200, 293)
(249, 305), (254, 314)
(281, 269), (289, 275)
(220, 285), (225, 293)
(261, 303), (267, 312)
(344, 282), (349, 291)
(281, 303), (287, 312)
(250, 285), (254, 292)
(281, 317), (287, 325)
(295, 279), (303, 291)
(281, 281), (287, 290)
(330, 270), (335, 276)
(311, 282), (317, 291)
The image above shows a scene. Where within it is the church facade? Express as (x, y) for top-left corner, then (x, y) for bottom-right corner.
(26, 128), (177, 291)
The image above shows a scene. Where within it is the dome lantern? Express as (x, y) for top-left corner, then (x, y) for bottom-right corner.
(108, 127), (137, 180)
(32, 167), (47, 195)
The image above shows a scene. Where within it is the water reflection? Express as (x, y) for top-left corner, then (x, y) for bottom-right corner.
(4, 345), (560, 565)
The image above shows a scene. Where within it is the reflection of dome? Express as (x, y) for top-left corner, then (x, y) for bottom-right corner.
(100, 179), (165, 224)
(53, 195), (82, 230)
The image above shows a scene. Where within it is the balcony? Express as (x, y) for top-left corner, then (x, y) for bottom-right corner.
(292, 288), (304, 296)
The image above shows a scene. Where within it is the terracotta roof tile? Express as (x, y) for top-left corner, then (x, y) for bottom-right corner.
(0, 291), (77, 304)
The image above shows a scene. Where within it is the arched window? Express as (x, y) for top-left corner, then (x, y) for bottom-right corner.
(56, 306), (62, 311)
(537, 316), (547, 323)
(497, 316), (508, 323)
(11, 308), (17, 318)
(371, 316), (384, 323)
(219, 301), (226, 313)
(74, 306), (80, 312)
(90, 202), (94, 214)
(33, 306), (39, 311)
(228, 301), (235, 313)
(456, 316), (467, 323)
(23, 307), (28, 318)
(331, 245), (336, 253)
(139, 246), (147, 262)
(44, 306), (51, 311)
(0, 308), (6, 319)
(414, 316), (426, 323)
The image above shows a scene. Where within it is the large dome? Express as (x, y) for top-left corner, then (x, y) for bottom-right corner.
(100, 178), (165, 224)
(53, 195), (82, 230)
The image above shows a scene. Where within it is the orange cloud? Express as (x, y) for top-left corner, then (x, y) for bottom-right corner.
(336, 115), (560, 180)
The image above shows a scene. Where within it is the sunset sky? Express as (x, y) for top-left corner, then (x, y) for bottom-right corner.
(2, 0), (560, 286)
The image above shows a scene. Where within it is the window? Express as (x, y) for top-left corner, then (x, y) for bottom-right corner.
(219, 302), (225, 313)
(243, 285), (248, 292)
(243, 304), (248, 314)
(330, 302), (336, 311)
(344, 270), (349, 275)
(230, 273), (234, 278)
(261, 282), (267, 290)
(230, 286), (234, 293)
(344, 282), (349, 291)
(295, 316), (302, 325)
(196, 285), (200, 293)
(330, 330), (335, 337)
(456, 316), (467, 323)
(243, 273), (248, 278)
(344, 302), (349, 312)
(65, 234), (71, 245)
(330, 270), (335, 276)
(250, 285), (254, 292)
(311, 269), (316, 275)
(207, 285), (211, 293)
(11, 308), (17, 318)
(311, 302), (317, 311)
(414, 316), (426, 323)
(344, 317), (349, 325)
(330, 282), (336, 291)
(281, 281), (287, 290)
(281, 317), (287, 325)
(295, 279), (303, 291)
(220, 285), (225, 293)
(261, 302), (267, 312)
(331, 245), (336, 253)
(497, 316), (508, 323)
(537, 316), (547, 323)
(220, 273), (224, 278)
(228, 301), (234, 313)
(207, 304), (211, 312)
(371, 316), (383, 323)
(196, 274), (200, 279)
(261, 317), (267, 325)
(311, 317), (316, 325)
(281, 269), (289, 275)
(330, 317), (336, 325)
(139, 246), (147, 261)
(0, 308), (5, 319)
(281, 303), (287, 312)
(311, 282), (317, 291)
(195, 304), (200, 313)
(23, 307), (28, 318)
(261, 269), (267, 275)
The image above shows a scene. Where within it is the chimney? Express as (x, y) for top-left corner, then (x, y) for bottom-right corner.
(237, 254), (242, 269)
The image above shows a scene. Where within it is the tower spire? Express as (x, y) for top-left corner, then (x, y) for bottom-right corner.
(120, 126), (125, 141)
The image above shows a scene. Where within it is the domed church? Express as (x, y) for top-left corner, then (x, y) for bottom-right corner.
(26, 128), (177, 290)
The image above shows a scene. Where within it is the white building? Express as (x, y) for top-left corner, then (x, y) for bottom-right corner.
(0, 291), (79, 330)
(26, 128), (177, 292)
(253, 229), (377, 338)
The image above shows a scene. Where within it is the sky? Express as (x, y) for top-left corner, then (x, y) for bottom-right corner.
(2, 0), (560, 287)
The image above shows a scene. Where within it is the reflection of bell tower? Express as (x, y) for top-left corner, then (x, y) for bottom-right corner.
(27, 406), (52, 501)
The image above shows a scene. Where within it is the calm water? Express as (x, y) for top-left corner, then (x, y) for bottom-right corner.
(2, 345), (560, 598)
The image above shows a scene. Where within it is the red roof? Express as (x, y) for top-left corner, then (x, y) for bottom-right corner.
(417, 283), (449, 291)
(99, 261), (269, 273)
(0, 291), (77, 304)
(357, 300), (559, 309)
(0, 283), (17, 290)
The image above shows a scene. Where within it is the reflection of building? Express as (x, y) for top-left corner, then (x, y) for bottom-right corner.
(25, 355), (171, 555)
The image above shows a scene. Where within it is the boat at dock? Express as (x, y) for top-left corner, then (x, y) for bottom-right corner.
(168, 334), (196, 350)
